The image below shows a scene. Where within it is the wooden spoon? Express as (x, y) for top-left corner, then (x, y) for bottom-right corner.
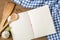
(0, 13), (19, 33)
(0, 2), (15, 33)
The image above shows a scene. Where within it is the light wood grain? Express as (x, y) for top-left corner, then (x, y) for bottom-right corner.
(0, 2), (15, 33)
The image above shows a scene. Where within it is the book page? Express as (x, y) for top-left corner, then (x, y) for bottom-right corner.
(28, 5), (56, 38)
(9, 12), (34, 40)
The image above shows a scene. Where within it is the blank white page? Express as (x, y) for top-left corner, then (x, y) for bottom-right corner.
(28, 5), (56, 38)
(9, 12), (34, 40)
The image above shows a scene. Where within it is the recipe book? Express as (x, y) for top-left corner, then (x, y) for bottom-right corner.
(9, 5), (56, 40)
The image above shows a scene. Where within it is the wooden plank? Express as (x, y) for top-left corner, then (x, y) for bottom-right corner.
(0, 2), (15, 33)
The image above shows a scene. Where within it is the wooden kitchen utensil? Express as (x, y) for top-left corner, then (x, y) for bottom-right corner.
(0, 2), (15, 33)
(0, 13), (19, 33)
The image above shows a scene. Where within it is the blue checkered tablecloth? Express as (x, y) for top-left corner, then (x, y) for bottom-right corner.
(12, 0), (60, 40)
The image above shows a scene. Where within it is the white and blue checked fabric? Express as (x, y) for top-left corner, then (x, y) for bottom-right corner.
(12, 0), (60, 40)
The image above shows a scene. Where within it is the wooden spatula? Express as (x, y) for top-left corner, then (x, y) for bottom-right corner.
(0, 2), (15, 33)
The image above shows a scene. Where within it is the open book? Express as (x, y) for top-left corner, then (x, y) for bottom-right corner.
(8, 5), (56, 40)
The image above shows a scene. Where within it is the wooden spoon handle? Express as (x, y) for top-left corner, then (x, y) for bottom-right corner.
(0, 21), (10, 33)
(0, 13), (15, 33)
(0, 2), (15, 33)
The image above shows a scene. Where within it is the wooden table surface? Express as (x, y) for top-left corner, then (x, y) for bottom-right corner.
(0, 0), (47, 40)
